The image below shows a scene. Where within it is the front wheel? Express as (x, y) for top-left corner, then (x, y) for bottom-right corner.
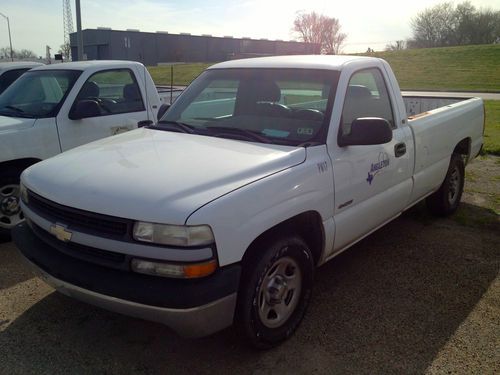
(0, 168), (24, 240)
(235, 235), (314, 349)
(426, 153), (465, 216)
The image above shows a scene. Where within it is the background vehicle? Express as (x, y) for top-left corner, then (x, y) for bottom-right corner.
(0, 61), (44, 95)
(14, 55), (484, 348)
(0, 60), (167, 236)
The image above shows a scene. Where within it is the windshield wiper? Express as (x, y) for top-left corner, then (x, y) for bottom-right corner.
(4, 105), (25, 113)
(153, 120), (196, 134)
(205, 126), (271, 143)
(0, 106), (34, 118)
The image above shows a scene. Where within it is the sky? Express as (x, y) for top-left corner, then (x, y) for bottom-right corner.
(0, 0), (498, 58)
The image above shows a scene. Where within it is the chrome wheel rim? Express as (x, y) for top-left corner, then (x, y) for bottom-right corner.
(448, 166), (461, 205)
(257, 255), (302, 328)
(0, 184), (24, 229)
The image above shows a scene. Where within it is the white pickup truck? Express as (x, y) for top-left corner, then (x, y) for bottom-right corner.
(13, 55), (484, 348)
(0, 60), (173, 235)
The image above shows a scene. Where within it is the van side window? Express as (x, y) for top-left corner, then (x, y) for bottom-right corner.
(74, 69), (145, 116)
(340, 68), (395, 136)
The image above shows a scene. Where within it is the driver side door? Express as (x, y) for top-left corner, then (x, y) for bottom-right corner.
(56, 68), (149, 151)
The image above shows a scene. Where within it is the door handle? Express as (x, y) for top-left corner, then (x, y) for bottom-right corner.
(394, 142), (406, 157)
(138, 120), (153, 128)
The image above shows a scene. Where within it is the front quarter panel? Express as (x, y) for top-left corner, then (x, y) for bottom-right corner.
(186, 146), (334, 266)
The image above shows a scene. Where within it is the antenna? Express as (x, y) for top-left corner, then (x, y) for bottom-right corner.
(62, 0), (74, 59)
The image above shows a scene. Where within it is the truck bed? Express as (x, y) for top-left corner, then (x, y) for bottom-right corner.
(402, 95), (469, 118)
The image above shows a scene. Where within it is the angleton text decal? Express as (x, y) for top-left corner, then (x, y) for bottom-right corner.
(367, 152), (390, 185)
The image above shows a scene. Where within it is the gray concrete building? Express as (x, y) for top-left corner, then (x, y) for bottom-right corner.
(69, 29), (319, 65)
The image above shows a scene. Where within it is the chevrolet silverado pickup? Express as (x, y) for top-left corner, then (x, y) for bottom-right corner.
(13, 55), (484, 348)
(0, 60), (175, 236)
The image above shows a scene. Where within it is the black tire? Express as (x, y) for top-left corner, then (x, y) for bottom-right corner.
(426, 153), (465, 216)
(0, 167), (24, 241)
(235, 235), (314, 349)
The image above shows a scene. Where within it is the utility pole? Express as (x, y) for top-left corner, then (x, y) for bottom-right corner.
(0, 12), (13, 61)
(75, 0), (84, 60)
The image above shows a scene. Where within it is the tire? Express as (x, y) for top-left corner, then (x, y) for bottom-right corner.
(235, 235), (314, 349)
(426, 153), (465, 216)
(0, 167), (24, 240)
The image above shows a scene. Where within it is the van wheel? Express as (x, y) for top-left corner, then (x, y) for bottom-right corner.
(426, 153), (465, 216)
(0, 168), (24, 240)
(235, 235), (314, 349)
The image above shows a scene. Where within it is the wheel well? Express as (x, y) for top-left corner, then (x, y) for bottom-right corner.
(0, 158), (41, 173)
(242, 211), (325, 267)
(453, 138), (471, 163)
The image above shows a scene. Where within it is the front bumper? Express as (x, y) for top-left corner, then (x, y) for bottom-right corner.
(13, 222), (241, 337)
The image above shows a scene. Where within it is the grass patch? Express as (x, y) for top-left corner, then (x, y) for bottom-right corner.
(146, 44), (500, 92)
(364, 44), (500, 92)
(147, 63), (214, 86)
(484, 100), (500, 155)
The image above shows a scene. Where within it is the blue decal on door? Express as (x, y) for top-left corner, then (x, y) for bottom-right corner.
(367, 152), (390, 185)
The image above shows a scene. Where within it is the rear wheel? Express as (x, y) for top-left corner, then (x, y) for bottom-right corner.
(235, 235), (314, 349)
(426, 153), (465, 216)
(0, 168), (24, 240)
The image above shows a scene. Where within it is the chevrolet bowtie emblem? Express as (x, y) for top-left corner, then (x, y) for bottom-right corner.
(49, 223), (72, 242)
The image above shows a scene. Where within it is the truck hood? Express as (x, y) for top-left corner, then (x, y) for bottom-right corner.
(23, 128), (305, 224)
(0, 115), (36, 132)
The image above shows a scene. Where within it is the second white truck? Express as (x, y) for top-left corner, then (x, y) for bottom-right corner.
(14, 55), (484, 348)
(0, 60), (172, 235)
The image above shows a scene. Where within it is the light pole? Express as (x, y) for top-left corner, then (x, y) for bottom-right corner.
(75, 0), (84, 61)
(0, 12), (13, 61)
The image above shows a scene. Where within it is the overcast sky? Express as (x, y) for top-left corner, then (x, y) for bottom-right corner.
(0, 0), (498, 57)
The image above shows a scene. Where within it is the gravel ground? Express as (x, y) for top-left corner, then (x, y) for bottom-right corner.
(0, 156), (498, 375)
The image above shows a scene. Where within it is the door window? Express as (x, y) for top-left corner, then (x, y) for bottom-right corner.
(0, 68), (30, 94)
(73, 69), (145, 117)
(340, 68), (394, 137)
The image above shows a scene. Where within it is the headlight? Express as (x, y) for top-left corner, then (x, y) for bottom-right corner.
(133, 222), (214, 246)
(19, 183), (29, 204)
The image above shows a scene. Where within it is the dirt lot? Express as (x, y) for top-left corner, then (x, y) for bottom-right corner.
(0, 156), (498, 375)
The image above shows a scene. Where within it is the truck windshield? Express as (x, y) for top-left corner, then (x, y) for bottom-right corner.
(0, 70), (81, 118)
(159, 68), (340, 146)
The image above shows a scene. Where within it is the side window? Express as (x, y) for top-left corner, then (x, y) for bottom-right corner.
(0, 69), (29, 94)
(75, 69), (145, 116)
(340, 68), (394, 136)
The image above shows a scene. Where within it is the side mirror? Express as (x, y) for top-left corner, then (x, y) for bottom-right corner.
(69, 100), (101, 120)
(338, 117), (393, 146)
(157, 103), (171, 121)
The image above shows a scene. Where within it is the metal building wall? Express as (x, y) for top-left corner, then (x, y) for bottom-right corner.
(70, 29), (319, 65)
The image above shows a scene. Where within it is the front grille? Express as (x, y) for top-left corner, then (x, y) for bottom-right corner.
(30, 221), (127, 269)
(27, 190), (131, 238)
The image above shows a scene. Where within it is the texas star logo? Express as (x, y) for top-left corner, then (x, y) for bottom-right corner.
(367, 152), (390, 185)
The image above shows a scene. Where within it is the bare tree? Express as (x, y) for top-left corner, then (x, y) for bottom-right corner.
(17, 49), (36, 59)
(0, 47), (37, 59)
(293, 12), (347, 54)
(385, 40), (406, 51)
(58, 43), (71, 60)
